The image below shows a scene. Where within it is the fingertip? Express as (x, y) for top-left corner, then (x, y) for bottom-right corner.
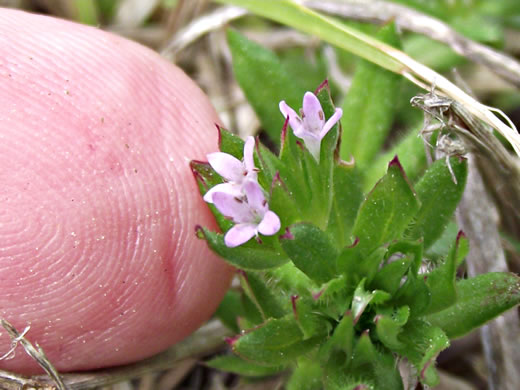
(0, 8), (232, 373)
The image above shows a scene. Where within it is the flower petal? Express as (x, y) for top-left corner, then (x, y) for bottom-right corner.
(243, 180), (267, 214)
(203, 182), (242, 203)
(302, 137), (321, 161)
(207, 152), (244, 182)
(257, 210), (281, 236)
(224, 223), (257, 247)
(319, 108), (343, 139)
(213, 191), (253, 223)
(302, 92), (325, 135)
(279, 100), (303, 135)
(243, 136), (256, 173)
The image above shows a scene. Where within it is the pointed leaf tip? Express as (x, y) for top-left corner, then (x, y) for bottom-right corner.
(225, 335), (239, 347)
(216, 123), (223, 148)
(194, 225), (205, 239)
(272, 171), (289, 191)
(189, 161), (206, 182)
(421, 360), (433, 382)
(281, 115), (290, 148)
(312, 289), (324, 301)
(456, 230), (466, 241)
(348, 237), (360, 248)
(388, 155), (402, 169)
(314, 79), (330, 95)
(291, 295), (299, 320)
(280, 228), (294, 240)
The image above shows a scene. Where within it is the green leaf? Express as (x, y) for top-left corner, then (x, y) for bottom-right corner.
(426, 221), (459, 261)
(325, 373), (375, 390)
(230, 315), (321, 365)
(206, 354), (285, 377)
(319, 311), (354, 366)
(241, 291), (263, 326)
(190, 161), (232, 231)
(425, 232), (468, 314)
(351, 157), (420, 258)
(337, 246), (387, 285)
(268, 172), (302, 227)
(408, 157), (467, 249)
(199, 228), (289, 270)
(216, 0), (404, 74)
(404, 35), (465, 72)
(286, 358), (323, 390)
(267, 262), (317, 297)
(454, 233), (470, 266)
(256, 139), (281, 185)
(392, 270), (431, 317)
(375, 306), (410, 350)
(238, 271), (287, 320)
(300, 141), (330, 227)
(215, 290), (244, 333)
(277, 129), (315, 215)
(227, 29), (305, 145)
(351, 331), (377, 371)
(316, 81), (341, 166)
(293, 296), (330, 340)
(451, 13), (503, 45)
(363, 122), (427, 192)
(190, 160), (223, 195)
(351, 279), (390, 324)
(370, 256), (413, 295)
(386, 240), (424, 275)
(311, 82), (340, 225)
(255, 142), (305, 225)
(426, 272), (520, 339)
(313, 275), (352, 318)
(397, 320), (450, 387)
(326, 330), (402, 390)
(328, 162), (364, 247)
(371, 350), (404, 390)
(74, 0), (99, 25)
(340, 23), (402, 167)
(218, 126), (245, 159)
(280, 223), (339, 284)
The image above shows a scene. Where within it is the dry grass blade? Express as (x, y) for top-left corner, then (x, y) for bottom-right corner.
(411, 90), (520, 390)
(161, 6), (247, 62)
(114, 0), (161, 28)
(0, 319), (66, 390)
(304, 0), (520, 88)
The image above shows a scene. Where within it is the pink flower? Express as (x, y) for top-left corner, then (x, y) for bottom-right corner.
(279, 92), (342, 161)
(213, 180), (281, 248)
(203, 136), (257, 203)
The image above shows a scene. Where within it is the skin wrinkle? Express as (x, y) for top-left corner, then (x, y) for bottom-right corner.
(0, 9), (233, 373)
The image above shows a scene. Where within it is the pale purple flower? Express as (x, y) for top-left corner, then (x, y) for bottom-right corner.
(212, 180), (281, 248)
(203, 136), (258, 203)
(279, 91), (342, 160)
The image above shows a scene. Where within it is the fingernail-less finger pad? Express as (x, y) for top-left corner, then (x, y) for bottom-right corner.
(0, 9), (232, 373)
